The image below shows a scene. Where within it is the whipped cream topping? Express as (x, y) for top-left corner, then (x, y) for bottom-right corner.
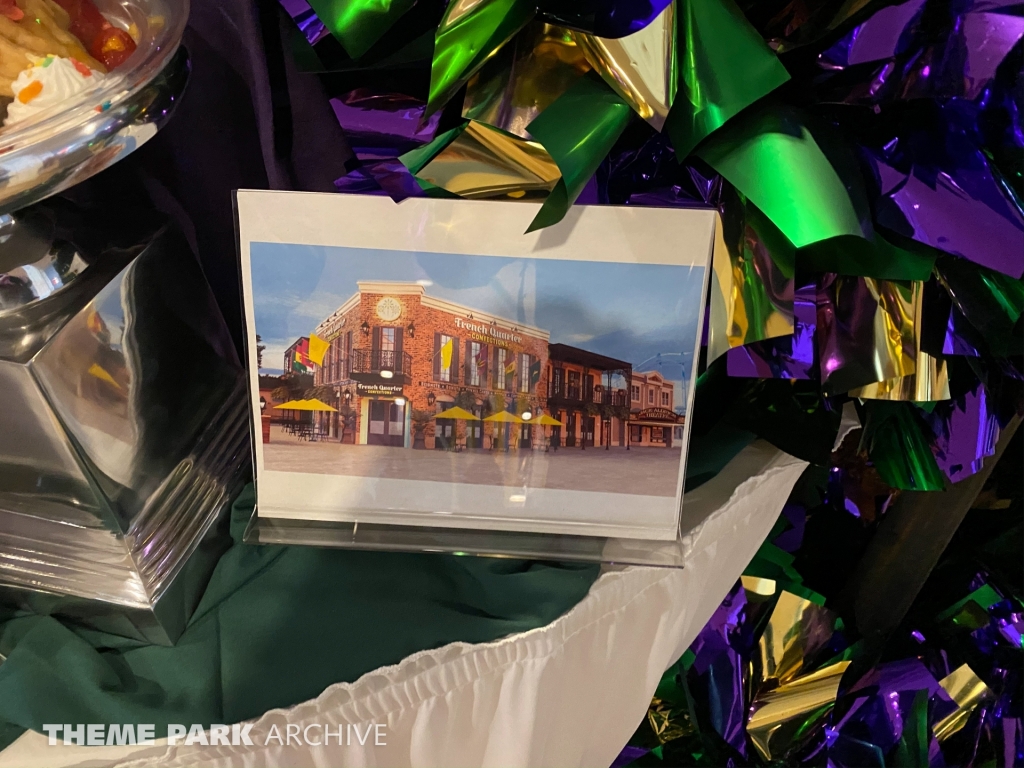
(5, 55), (106, 127)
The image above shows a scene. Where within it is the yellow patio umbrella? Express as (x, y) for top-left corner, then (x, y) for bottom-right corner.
(533, 413), (563, 426)
(296, 398), (338, 412)
(483, 411), (523, 423)
(273, 400), (305, 410)
(433, 406), (480, 420)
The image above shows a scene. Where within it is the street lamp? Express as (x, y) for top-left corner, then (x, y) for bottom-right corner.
(427, 392), (436, 407)
(259, 396), (266, 412)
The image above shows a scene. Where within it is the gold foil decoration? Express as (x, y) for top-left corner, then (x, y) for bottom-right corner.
(933, 664), (993, 742)
(820, 276), (920, 395)
(462, 22), (591, 140)
(572, 2), (677, 130)
(647, 698), (691, 745)
(849, 281), (951, 402)
(758, 591), (835, 687)
(707, 210), (795, 365)
(415, 120), (561, 198)
(741, 575), (777, 597)
(747, 661), (851, 762)
(746, 592), (849, 761)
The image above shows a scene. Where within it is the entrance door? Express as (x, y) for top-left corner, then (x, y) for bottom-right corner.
(565, 413), (577, 447)
(584, 417), (595, 447)
(465, 407), (483, 449)
(368, 400), (404, 446)
(435, 417), (454, 450)
(519, 423), (532, 449)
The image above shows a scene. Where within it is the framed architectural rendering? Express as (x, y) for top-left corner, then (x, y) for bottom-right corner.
(236, 191), (715, 556)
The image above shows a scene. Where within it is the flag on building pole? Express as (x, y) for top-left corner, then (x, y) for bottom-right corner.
(440, 337), (454, 370)
(529, 359), (541, 385)
(505, 359), (516, 375)
(308, 333), (330, 366)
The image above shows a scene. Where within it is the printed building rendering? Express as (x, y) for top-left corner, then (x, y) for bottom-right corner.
(276, 281), (683, 452)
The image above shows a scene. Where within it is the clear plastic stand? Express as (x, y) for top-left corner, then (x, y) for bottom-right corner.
(237, 192), (737, 566)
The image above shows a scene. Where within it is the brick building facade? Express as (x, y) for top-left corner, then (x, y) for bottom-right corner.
(312, 282), (549, 449)
(628, 370), (682, 447)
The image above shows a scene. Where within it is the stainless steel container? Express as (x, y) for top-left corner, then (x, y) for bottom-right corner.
(0, 197), (248, 644)
(0, 0), (250, 644)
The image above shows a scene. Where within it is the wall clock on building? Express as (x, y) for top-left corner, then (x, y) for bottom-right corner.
(375, 297), (402, 321)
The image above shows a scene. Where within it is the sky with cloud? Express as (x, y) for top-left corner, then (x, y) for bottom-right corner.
(250, 242), (704, 403)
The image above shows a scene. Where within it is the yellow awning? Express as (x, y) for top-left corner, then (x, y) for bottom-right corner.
(295, 398), (338, 412)
(484, 411), (523, 423)
(533, 414), (563, 426)
(434, 406), (480, 420)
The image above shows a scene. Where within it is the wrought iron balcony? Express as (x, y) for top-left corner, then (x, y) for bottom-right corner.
(349, 348), (413, 382)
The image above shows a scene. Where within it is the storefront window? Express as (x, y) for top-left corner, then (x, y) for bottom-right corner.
(470, 341), (481, 386)
(567, 370), (580, 400)
(651, 427), (664, 443)
(631, 384), (639, 401)
(552, 367), (564, 395)
(496, 348), (507, 390)
(519, 353), (530, 393)
(630, 425), (642, 443)
(439, 333), (453, 382)
(647, 389), (654, 404)
(380, 327), (396, 352)
(661, 391), (669, 406)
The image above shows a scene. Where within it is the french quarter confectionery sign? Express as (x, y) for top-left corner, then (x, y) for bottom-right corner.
(454, 317), (523, 345)
(356, 382), (404, 396)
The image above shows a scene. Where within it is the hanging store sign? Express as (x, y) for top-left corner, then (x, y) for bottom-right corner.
(634, 408), (680, 423)
(356, 382), (404, 397)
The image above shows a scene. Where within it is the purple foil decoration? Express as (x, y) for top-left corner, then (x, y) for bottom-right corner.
(539, 0), (674, 39)
(927, 382), (1000, 482)
(942, 305), (983, 357)
(863, 135), (1024, 278)
(821, 0), (927, 67)
(334, 167), (389, 195)
(365, 159), (426, 202)
(330, 90), (442, 162)
(610, 746), (650, 767)
(835, 659), (952, 754)
(773, 502), (807, 553)
(688, 582), (753, 755)
(819, 1), (1024, 105)
(279, 0), (330, 46)
(727, 281), (816, 380)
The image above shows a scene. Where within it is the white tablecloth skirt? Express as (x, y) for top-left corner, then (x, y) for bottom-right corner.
(1, 442), (805, 768)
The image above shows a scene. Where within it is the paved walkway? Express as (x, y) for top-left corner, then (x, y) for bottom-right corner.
(264, 427), (683, 497)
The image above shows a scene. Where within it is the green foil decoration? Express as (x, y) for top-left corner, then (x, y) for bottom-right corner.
(862, 401), (946, 492)
(698, 105), (871, 249)
(800, 232), (938, 282)
(307, 0), (416, 59)
(935, 256), (1024, 357)
(665, 0), (790, 159)
(428, 0), (536, 116)
(399, 125), (466, 174)
(525, 73), (633, 232)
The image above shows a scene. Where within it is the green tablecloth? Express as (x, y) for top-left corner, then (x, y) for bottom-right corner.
(0, 414), (757, 752)
(0, 487), (599, 749)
